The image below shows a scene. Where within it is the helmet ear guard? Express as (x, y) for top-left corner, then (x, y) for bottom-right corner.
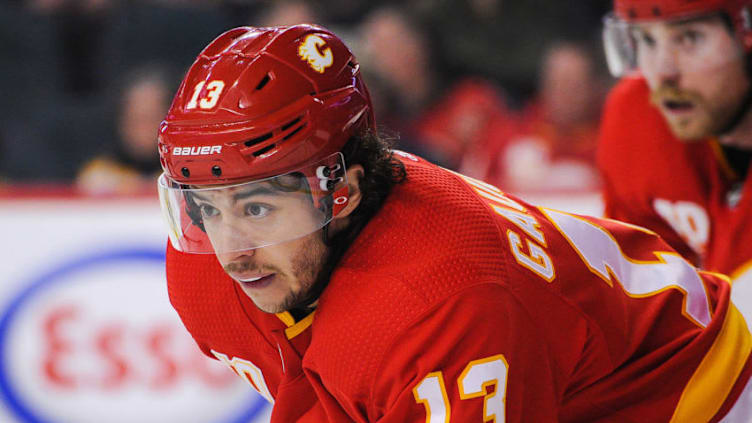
(313, 160), (351, 218)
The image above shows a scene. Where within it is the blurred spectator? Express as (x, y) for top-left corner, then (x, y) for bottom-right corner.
(251, 0), (318, 27)
(1, 0), (614, 187)
(30, 0), (115, 97)
(414, 0), (610, 105)
(0, 3), (80, 182)
(0, 1), (232, 184)
(358, 5), (510, 169)
(75, 63), (175, 195)
(460, 41), (608, 193)
(413, 80), (514, 170)
(99, 1), (230, 94)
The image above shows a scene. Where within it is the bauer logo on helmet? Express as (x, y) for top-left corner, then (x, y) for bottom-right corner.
(173, 146), (222, 156)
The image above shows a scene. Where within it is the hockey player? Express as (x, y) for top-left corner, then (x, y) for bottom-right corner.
(598, 0), (752, 323)
(158, 24), (752, 421)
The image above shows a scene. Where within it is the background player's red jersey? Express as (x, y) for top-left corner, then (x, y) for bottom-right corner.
(597, 76), (752, 282)
(167, 154), (752, 422)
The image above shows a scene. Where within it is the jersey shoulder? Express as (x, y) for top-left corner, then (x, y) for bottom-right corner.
(304, 158), (601, 406)
(305, 157), (518, 394)
(335, 155), (513, 301)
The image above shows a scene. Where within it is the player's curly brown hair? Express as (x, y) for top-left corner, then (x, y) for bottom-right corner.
(293, 130), (407, 314)
(336, 129), (407, 243)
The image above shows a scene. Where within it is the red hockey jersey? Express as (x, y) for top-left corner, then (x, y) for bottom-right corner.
(167, 153), (752, 422)
(597, 76), (752, 286)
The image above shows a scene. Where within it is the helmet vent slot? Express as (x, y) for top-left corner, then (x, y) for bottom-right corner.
(256, 74), (271, 90)
(245, 132), (273, 147)
(281, 117), (301, 131)
(253, 144), (276, 157)
(283, 123), (305, 141)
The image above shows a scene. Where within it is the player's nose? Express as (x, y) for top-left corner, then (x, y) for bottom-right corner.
(215, 244), (257, 269)
(654, 46), (681, 84)
(208, 217), (262, 256)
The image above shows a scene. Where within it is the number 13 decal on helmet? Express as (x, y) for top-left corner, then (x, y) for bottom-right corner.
(185, 80), (226, 110)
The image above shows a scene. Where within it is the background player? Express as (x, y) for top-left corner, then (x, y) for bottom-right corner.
(598, 0), (752, 323)
(159, 24), (752, 421)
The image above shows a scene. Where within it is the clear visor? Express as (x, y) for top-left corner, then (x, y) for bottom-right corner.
(158, 152), (348, 254)
(603, 12), (744, 77)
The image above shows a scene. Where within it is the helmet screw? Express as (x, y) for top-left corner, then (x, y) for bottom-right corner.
(181, 167), (190, 178)
(212, 165), (222, 177)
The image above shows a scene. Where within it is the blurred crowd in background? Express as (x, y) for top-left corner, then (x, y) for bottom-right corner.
(0, 0), (613, 195)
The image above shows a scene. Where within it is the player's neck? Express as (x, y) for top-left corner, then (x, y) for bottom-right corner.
(719, 105), (752, 150)
(288, 304), (316, 322)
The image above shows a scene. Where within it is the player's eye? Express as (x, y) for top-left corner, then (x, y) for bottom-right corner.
(678, 29), (704, 46)
(637, 31), (656, 48)
(245, 203), (272, 218)
(198, 204), (220, 218)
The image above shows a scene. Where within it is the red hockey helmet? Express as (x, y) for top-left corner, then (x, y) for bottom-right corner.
(604, 0), (752, 75)
(157, 25), (374, 254)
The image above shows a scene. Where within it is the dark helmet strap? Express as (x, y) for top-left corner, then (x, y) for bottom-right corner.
(319, 194), (334, 246)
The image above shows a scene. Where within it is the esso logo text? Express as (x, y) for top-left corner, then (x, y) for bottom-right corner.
(0, 249), (269, 423)
(173, 146), (222, 156)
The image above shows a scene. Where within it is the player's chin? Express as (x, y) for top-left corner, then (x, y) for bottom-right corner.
(250, 296), (289, 314)
(664, 113), (713, 142)
(252, 290), (306, 314)
(240, 287), (286, 314)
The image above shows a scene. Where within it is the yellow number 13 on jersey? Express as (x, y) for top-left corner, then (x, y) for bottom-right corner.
(413, 355), (509, 423)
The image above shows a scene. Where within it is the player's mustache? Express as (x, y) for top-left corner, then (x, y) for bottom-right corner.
(224, 261), (278, 274)
(650, 85), (703, 106)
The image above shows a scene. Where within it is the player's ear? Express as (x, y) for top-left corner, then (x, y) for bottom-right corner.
(334, 164), (364, 219)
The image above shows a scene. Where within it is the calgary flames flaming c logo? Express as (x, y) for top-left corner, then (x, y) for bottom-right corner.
(298, 34), (334, 73)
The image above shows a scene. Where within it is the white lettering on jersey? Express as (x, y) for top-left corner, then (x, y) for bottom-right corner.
(173, 146), (222, 156)
(543, 208), (712, 327)
(459, 355), (509, 423)
(506, 230), (555, 282)
(731, 263), (752, 331)
(413, 372), (451, 423)
(211, 350), (274, 403)
(456, 172), (554, 281)
(414, 355), (509, 423)
(298, 34), (333, 73)
(653, 199), (709, 256)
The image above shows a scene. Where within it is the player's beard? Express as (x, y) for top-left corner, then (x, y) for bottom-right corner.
(274, 233), (329, 313)
(650, 84), (741, 142)
(223, 232), (329, 314)
(650, 85), (707, 141)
